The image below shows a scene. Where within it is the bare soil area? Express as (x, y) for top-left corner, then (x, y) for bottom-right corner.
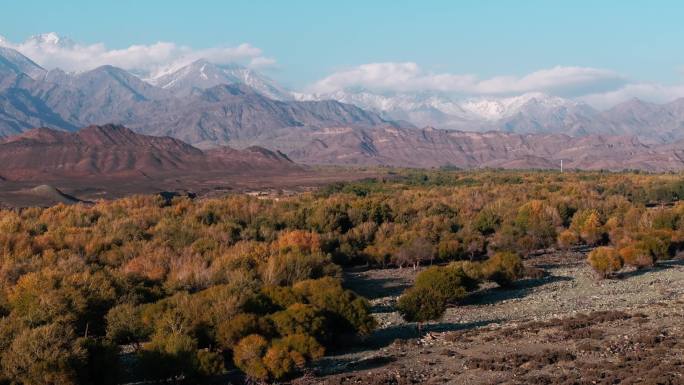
(295, 251), (684, 384)
(0, 166), (386, 207)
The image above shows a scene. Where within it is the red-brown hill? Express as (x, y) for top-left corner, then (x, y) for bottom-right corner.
(0, 124), (298, 181)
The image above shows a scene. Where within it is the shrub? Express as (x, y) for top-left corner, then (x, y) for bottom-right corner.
(137, 333), (200, 380)
(450, 260), (486, 281)
(233, 334), (269, 381)
(587, 247), (623, 278)
(650, 209), (679, 230)
(196, 349), (225, 377)
(437, 236), (462, 260)
(557, 229), (580, 249)
(260, 250), (340, 286)
(261, 285), (304, 310)
(272, 333), (325, 362)
(571, 210), (605, 245)
(414, 265), (478, 303)
(105, 303), (149, 345)
(293, 277), (376, 335)
(269, 304), (328, 341)
(474, 209), (500, 235)
(579, 211), (604, 245)
(397, 286), (446, 327)
(262, 345), (298, 380)
(482, 251), (525, 287)
(2, 323), (86, 385)
(276, 230), (321, 254)
(619, 243), (655, 269)
(617, 233), (670, 270)
(637, 234), (670, 261)
(514, 200), (561, 250)
(216, 313), (261, 350)
(392, 236), (435, 268)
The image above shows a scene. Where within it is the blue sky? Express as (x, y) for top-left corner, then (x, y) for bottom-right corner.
(1, 0), (683, 106)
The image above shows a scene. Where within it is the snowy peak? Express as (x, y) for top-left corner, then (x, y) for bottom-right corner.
(24, 32), (76, 48)
(295, 90), (481, 130)
(461, 92), (588, 120)
(297, 89), (597, 133)
(297, 90), (469, 115)
(149, 59), (292, 100)
(299, 90), (589, 121)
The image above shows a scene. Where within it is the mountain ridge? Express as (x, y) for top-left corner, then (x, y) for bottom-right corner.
(0, 124), (298, 181)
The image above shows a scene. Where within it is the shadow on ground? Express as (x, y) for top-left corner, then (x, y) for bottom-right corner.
(460, 274), (573, 306)
(317, 319), (502, 376)
(618, 258), (684, 279)
(343, 268), (413, 300)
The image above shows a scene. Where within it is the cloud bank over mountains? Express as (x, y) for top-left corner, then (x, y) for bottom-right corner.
(307, 62), (684, 110)
(2, 32), (684, 109)
(0, 32), (275, 78)
(307, 62), (626, 98)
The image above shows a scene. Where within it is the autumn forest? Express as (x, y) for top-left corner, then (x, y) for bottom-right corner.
(1, 170), (683, 383)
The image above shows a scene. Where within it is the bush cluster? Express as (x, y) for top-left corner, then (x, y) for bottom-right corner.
(397, 252), (525, 326)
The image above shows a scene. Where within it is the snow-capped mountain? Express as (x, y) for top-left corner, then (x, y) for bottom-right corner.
(0, 46), (46, 79)
(296, 89), (599, 133)
(295, 89), (470, 116)
(4, 38), (684, 146)
(461, 92), (591, 120)
(148, 59), (292, 100)
(294, 90), (485, 129)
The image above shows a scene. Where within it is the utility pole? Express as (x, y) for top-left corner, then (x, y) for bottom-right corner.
(560, 159), (563, 173)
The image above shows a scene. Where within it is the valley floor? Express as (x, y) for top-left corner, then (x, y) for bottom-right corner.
(0, 166), (386, 207)
(295, 251), (684, 384)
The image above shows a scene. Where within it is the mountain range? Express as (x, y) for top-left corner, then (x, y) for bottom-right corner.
(0, 47), (391, 148)
(297, 90), (684, 143)
(2, 41), (684, 171)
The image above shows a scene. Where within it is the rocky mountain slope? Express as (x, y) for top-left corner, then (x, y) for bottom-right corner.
(148, 59), (291, 100)
(126, 83), (389, 148)
(0, 47), (393, 148)
(274, 125), (684, 171)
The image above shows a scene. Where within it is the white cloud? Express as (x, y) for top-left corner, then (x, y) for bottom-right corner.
(248, 56), (277, 69)
(0, 32), (273, 77)
(472, 66), (626, 97)
(309, 62), (475, 94)
(579, 83), (684, 109)
(308, 62), (627, 98)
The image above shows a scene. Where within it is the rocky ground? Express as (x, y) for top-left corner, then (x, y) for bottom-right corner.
(293, 251), (684, 384)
